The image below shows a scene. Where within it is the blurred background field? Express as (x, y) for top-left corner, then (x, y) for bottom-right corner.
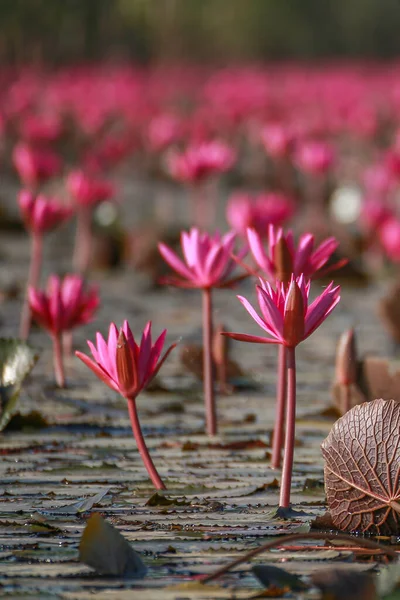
(2, 0), (400, 64)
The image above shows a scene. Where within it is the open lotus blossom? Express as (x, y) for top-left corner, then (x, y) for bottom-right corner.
(18, 190), (73, 340)
(158, 228), (247, 289)
(12, 142), (61, 188)
(76, 320), (177, 490)
(226, 275), (340, 348)
(246, 225), (347, 283)
(67, 170), (115, 274)
(29, 274), (99, 387)
(223, 275), (340, 509)
(260, 123), (293, 159)
(159, 228), (247, 436)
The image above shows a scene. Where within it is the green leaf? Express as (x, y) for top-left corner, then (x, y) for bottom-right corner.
(0, 338), (39, 431)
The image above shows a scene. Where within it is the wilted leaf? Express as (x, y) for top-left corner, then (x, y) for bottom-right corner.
(311, 568), (377, 600)
(79, 513), (147, 577)
(322, 398), (400, 534)
(42, 489), (109, 515)
(0, 338), (39, 431)
(252, 564), (308, 591)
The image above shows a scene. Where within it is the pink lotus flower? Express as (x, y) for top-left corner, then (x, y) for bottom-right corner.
(226, 193), (295, 237)
(159, 228), (247, 436)
(363, 164), (394, 197)
(18, 190), (73, 234)
(76, 320), (176, 490)
(13, 142), (61, 188)
(224, 275), (340, 348)
(247, 225), (346, 282)
(223, 276), (340, 509)
(29, 274), (99, 336)
(166, 140), (235, 184)
(67, 170), (114, 208)
(260, 123), (293, 159)
(20, 113), (63, 144)
(29, 274), (99, 388)
(158, 228), (247, 289)
(76, 320), (175, 400)
(295, 140), (334, 175)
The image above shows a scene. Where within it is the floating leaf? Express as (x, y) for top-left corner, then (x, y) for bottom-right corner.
(145, 492), (189, 507)
(79, 513), (147, 577)
(322, 399), (400, 534)
(252, 565), (308, 592)
(0, 338), (39, 431)
(311, 568), (377, 600)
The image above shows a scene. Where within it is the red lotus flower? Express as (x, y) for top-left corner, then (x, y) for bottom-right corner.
(13, 142), (61, 188)
(18, 190), (73, 235)
(29, 274), (99, 388)
(166, 140), (235, 184)
(29, 274), (99, 336)
(226, 193), (295, 237)
(76, 320), (176, 490)
(225, 276), (340, 348)
(158, 228), (246, 289)
(247, 225), (346, 282)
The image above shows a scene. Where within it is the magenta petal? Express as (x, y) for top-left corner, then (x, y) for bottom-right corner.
(256, 286), (285, 337)
(221, 332), (280, 344)
(247, 228), (274, 275)
(237, 294), (279, 338)
(75, 351), (120, 392)
(158, 242), (194, 281)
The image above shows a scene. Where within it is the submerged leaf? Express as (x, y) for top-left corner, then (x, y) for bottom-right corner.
(322, 399), (400, 534)
(145, 492), (189, 507)
(79, 513), (147, 577)
(0, 338), (39, 431)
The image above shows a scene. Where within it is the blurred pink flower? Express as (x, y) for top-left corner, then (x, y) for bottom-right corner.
(359, 196), (393, 233)
(158, 228), (247, 289)
(166, 140), (235, 184)
(362, 163), (394, 197)
(223, 275), (340, 348)
(147, 114), (181, 152)
(13, 142), (61, 187)
(295, 140), (334, 175)
(226, 192), (294, 237)
(247, 225), (346, 281)
(67, 170), (114, 207)
(379, 217), (400, 262)
(29, 274), (99, 336)
(20, 113), (63, 144)
(18, 189), (73, 234)
(260, 123), (293, 159)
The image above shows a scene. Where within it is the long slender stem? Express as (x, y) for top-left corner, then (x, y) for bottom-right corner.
(20, 233), (43, 339)
(53, 333), (65, 388)
(271, 344), (287, 468)
(73, 206), (92, 274)
(201, 532), (397, 584)
(202, 287), (217, 435)
(127, 398), (166, 490)
(279, 346), (296, 508)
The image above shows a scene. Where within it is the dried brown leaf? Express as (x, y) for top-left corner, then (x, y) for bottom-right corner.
(322, 398), (400, 534)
